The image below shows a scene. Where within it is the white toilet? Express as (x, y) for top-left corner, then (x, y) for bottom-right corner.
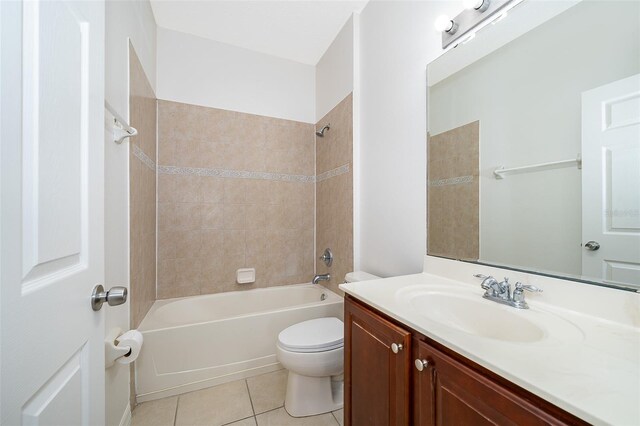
(276, 271), (380, 417)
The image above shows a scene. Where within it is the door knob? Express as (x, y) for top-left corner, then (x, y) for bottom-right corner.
(391, 343), (403, 353)
(91, 284), (128, 311)
(584, 241), (600, 251)
(415, 359), (429, 371)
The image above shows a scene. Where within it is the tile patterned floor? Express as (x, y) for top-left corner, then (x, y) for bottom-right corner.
(131, 369), (344, 426)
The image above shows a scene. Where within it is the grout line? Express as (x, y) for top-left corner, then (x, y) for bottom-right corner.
(331, 410), (341, 425)
(173, 395), (179, 426)
(245, 379), (256, 417)
(220, 415), (256, 426)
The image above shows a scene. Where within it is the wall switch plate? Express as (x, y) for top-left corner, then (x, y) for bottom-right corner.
(236, 268), (255, 284)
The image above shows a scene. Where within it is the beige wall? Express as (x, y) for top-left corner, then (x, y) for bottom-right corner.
(156, 100), (315, 298)
(427, 121), (479, 261)
(129, 46), (157, 329)
(316, 94), (354, 294)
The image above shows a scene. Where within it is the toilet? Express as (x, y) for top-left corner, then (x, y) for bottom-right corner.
(277, 271), (380, 417)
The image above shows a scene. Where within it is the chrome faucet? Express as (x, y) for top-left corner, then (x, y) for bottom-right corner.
(473, 274), (542, 309)
(312, 273), (331, 284)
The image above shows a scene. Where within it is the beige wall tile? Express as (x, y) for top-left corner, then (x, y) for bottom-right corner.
(129, 45), (157, 328)
(174, 202), (202, 230)
(201, 203), (224, 230)
(173, 175), (202, 203)
(315, 93), (354, 295)
(156, 100), (317, 298)
(174, 230), (203, 259)
(201, 229), (224, 258)
(201, 177), (225, 203)
(427, 122), (479, 261)
(224, 230), (246, 256)
(316, 93), (353, 175)
(223, 204), (247, 230)
(224, 179), (247, 203)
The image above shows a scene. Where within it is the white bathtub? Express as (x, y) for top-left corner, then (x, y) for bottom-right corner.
(135, 284), (344, 402)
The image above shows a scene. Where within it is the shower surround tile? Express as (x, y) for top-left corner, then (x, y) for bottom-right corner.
(315, 94), (354, 295)
(157, 100), (315, 298)
(129, 45), (157, 329)
(427, 121), (480, 261)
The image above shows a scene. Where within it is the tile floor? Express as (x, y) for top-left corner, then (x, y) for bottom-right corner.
(131, 369), (344, 426)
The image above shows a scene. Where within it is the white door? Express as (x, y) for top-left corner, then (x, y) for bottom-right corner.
(1, 0), (106, 424)
(582, 74), (640, 289)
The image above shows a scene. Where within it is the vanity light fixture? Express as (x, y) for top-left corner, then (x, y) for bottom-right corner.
(435, 15), (458, 34)
(464, 0), (491, 12)
(437, 0), (516, 49)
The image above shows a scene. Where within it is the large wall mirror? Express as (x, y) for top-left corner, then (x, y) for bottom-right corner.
(427, 0), (640, 291)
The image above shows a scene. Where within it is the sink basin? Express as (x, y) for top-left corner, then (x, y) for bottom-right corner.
(408, 292), (544, 342)
(396, 286), (583, 343)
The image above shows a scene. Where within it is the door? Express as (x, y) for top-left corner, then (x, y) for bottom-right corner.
(1, 0), (106, 424)
(344, 297), (411, 426)
(582, 74), (640, 288)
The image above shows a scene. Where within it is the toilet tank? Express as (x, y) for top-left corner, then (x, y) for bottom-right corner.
(344, 271), (381, 283)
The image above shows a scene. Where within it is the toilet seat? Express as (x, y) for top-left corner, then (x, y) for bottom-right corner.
(278, 317), (343, 353)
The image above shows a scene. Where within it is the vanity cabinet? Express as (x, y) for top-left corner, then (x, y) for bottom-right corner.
(344, 294), (412, 425)
(344, 296), (587, 426)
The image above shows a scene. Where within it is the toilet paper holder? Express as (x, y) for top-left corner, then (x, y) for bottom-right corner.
(105, 328), (132, 368)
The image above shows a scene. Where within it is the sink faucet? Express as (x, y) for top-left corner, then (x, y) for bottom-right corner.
(473, 274), (542, 309)
(312, 273), (330, 284)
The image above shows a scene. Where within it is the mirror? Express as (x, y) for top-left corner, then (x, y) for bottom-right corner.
(427, 0), (640, 291)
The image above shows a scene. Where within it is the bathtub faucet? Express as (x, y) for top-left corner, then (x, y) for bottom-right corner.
(312, 274), (331, 285)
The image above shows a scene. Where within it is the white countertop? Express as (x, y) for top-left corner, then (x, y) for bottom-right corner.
(340, 257), (640, 426)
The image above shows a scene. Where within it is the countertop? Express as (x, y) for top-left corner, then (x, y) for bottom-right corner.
(339, 259), (640, 425)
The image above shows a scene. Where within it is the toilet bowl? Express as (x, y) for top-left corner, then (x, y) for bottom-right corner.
(276, 317), (344, 417)
(277, 271), (380, 417)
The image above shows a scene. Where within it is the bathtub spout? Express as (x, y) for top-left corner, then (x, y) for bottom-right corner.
(312, 274), (331, 285)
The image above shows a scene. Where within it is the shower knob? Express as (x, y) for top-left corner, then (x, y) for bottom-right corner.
(319, 248), (333, 267)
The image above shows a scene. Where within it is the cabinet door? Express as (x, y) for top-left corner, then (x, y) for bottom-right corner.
(345, 297), (412, 426)
(413, 338), (436, 426)
(415, 339), (573, 426)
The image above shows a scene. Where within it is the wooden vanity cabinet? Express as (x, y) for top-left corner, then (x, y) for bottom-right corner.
(345, 296), (587, 426)
(344, 294), (412, 426)
(413, 338), (572, 426)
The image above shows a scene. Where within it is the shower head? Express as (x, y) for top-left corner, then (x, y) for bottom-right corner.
(315, 124), (330, 137)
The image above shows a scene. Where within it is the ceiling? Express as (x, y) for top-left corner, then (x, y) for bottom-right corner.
(150, 0), (369, 66)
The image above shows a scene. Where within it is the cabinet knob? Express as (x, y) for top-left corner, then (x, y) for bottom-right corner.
(391, 343), (403, 353)
(414, 359), (429, 371)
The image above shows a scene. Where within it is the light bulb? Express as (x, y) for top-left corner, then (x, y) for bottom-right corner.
(464, 0), (490, 12)
(435, 15), (456, 33)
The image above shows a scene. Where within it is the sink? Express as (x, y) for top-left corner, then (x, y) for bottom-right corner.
(396, 286), (584, 343)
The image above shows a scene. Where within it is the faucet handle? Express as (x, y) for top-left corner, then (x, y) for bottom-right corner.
(474, 274), (497, 292)
(514, 282), (543, 293)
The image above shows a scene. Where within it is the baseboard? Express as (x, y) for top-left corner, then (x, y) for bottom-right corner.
(118, 403), (132, 426)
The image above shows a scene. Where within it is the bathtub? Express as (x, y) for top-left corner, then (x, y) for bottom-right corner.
(135, 284), (343, 402)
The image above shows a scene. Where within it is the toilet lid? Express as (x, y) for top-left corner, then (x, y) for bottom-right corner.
(278, 317), (344, 353)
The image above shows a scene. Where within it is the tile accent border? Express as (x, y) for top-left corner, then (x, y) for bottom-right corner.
(316, 163), (350, 183)
(157, 162), (351, 183)
(133, 144), (156, 171)
(428, 175), (474, 187)
(157, 165), (314, 182)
